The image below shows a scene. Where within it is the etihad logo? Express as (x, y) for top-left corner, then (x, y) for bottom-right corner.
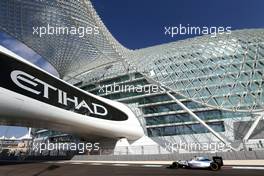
(10, 70), (108, 116)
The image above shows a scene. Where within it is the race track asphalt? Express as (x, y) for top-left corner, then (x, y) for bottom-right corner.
(0, 161), (264, 176)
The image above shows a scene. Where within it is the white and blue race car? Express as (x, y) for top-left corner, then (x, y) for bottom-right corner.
(168, 156), (223, 171)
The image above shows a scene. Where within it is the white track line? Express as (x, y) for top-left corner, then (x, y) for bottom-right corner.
(112, 164), (130, 167)
(46, 161), (66, 164)
(232, 166), (264, 170)
(71, 162), (84, 165)
(89, 163), (103, 165)
(142, 165), (163, 168)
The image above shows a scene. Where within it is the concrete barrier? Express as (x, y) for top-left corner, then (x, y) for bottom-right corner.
(71, 151), (264, 161)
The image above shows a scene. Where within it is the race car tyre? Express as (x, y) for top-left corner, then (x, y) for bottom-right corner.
(210, 162), (220, 171)
(171, 162), (179, 169)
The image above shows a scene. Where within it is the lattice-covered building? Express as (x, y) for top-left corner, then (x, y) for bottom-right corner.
(0, 0), (263, 153)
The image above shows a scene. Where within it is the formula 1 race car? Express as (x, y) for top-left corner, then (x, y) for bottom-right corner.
(168, 156), (223, 171)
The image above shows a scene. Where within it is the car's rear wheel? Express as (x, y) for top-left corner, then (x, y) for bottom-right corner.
(171, 162), (180, 169)
(210, 162), (220, 171)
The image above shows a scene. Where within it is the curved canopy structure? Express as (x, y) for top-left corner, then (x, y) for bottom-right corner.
(128, 29), (264, 112)
(0, 45), (144, 140)
(0, 0), (263, 114)
(0, 0), (129, 80)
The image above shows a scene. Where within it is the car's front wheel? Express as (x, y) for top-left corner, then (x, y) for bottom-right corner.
(170, 162), (180, 169)
(210, 162), (220, 171)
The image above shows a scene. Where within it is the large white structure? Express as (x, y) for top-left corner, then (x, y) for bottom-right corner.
(0, 45), (144, 141)
(0, 0), (263, 153)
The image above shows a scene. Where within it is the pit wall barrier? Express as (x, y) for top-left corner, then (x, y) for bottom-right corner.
(71, 151), (264, 161)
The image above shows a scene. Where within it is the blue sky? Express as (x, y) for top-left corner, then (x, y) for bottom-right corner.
(92, 0), (264, 49)
(0, 0), (264, 137)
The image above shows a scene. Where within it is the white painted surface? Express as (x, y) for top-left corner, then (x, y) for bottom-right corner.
(0, 45), (144, 140)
